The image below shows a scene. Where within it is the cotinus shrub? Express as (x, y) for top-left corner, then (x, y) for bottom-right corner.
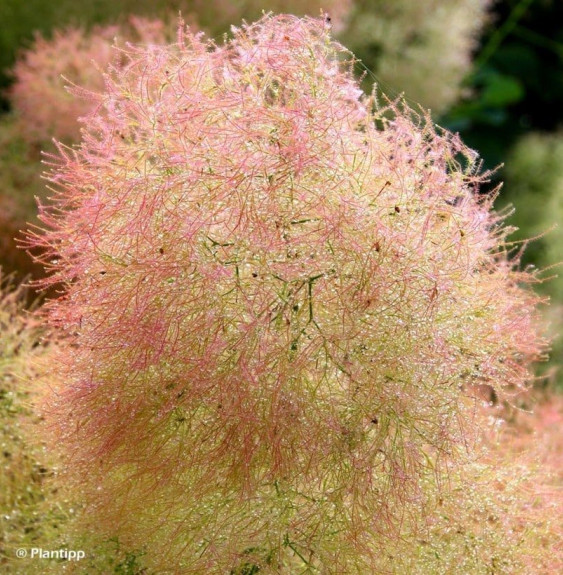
(28, 14), (545, 573)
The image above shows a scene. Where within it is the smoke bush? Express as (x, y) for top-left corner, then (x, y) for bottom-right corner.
(7, 0), (490, 153)
(27, 14), (545, 573)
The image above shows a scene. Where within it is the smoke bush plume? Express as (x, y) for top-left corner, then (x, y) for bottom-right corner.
(26, 14), (545, 573)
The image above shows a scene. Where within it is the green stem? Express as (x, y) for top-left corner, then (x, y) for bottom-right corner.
(512, 24), (563, 58)
(475, 0), (536, 69)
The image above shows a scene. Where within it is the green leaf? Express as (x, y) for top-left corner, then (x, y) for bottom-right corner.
(481, 73), (524, 107)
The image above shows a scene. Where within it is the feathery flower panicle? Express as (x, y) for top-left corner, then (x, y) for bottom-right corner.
(27, 14), (546, 573)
